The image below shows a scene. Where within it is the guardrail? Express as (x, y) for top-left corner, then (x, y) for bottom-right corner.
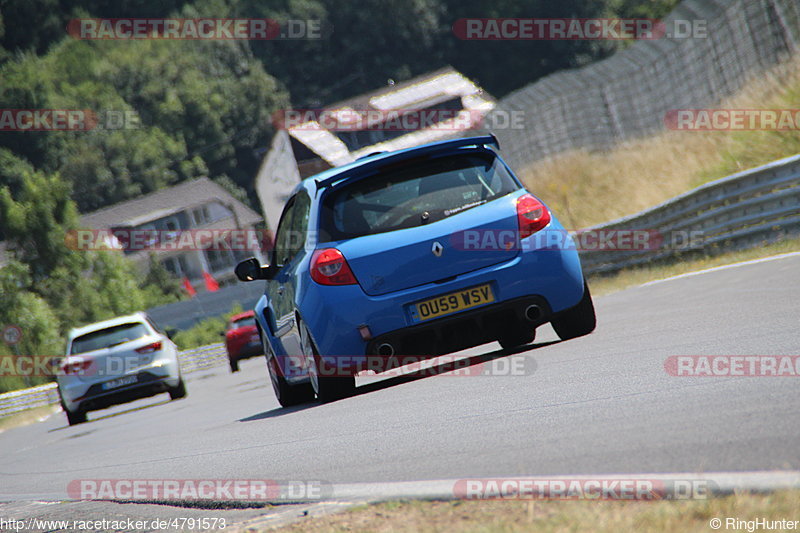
(177, 343), (228, 374)
(0, 343), (229, 419)
(578, 154), (800, 275)
(0, 384), (61, 420)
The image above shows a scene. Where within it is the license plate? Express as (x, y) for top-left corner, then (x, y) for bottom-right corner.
(412, 284), (495, 322)
(101, 375), (138, 390)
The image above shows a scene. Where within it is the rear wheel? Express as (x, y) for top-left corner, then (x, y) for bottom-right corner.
(169, 378), (187, 400)
(551, 281), (596, 341)
(267, 344), (314, 407)
(499, 328), (536, 351)
(60, 390), (87, 426)
(300, 320), (355, 403)
(65, 406), (87, 426)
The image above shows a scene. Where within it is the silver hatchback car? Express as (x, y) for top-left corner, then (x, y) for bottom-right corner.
(56, 312), (186, 425)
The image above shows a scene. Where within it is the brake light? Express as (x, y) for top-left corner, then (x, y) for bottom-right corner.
(62, 358), (92, 375)
(516, 194), (551, 238)
(135, 341), (162, 354)
(310, 248), (357, 285)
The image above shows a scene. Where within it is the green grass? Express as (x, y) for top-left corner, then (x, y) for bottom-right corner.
(587, 236), (800, 296)
(271, 490), (800, 533)
(170, 302), (244, 350)
(0, 404), (59, 433)
(522, 55), (800, 229)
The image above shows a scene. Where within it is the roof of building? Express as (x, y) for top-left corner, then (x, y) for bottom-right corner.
(287, 67), (495, 167)
(80, 177), (262, 229)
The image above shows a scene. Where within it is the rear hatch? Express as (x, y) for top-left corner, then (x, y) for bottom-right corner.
(67, 322), (160, 382)
(74, 338), (161, 382)
(340, 195), (521, 295)
(319, 152), (524, 296)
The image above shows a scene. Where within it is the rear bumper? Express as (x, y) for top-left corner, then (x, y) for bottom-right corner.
(58, 355), (181, 413)
(297, 230), (583, 370)
(366, 295), (551, 357)
(229, 341), (264, 361)
(68, 372), (177, 413)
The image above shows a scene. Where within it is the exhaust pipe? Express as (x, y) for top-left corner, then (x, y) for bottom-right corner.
(377, 343), (395, 357)
(525, 305), (542, 322)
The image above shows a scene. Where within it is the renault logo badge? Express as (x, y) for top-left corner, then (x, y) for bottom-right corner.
(432, 242), (443, 257)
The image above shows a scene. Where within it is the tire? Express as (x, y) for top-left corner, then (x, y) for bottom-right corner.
(168, 378), (187, 400)
(229, 358), (239, 372)
(299, 320), (355, 403)
(499, 328), (536, 351)
(268, 354), (314, 407)
(551, 281), (596, 341)
(65, 406), (87, 426)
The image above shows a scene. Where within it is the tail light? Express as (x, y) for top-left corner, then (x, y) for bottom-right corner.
(310, 248), (357, 285)
(135, 341), (162, 354)
(228, 328), (252, 338)
(61, 358), (92, 375)
(516, 194), (551, 238)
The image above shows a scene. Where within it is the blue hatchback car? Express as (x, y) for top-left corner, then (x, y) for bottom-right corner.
(235, 135), (595, 404)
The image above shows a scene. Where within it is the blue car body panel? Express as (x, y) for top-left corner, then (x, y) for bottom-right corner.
(251, 136), (586, 381)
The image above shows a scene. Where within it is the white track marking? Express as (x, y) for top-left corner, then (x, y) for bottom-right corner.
(639, 251), (800, 288)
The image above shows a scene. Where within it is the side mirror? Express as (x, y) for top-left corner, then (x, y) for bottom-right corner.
(235, 257), (272, 282)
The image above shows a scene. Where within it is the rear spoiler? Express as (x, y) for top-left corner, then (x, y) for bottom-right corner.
(314, 134), (500, 191)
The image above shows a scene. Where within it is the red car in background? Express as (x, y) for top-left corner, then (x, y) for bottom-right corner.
(223, 310), (263, 372)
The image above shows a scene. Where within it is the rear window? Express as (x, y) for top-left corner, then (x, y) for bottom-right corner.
(320, 153), (519, 240)
(230, 316), (256, 330)
(70, 322), (149, 355)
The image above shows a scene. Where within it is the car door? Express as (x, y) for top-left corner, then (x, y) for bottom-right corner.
(268, 192), (311, 356)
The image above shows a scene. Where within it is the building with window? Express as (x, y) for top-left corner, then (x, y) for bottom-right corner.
(79, 177), (266, 291)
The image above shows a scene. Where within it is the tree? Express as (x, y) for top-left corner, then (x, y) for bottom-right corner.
(606, 0), (682, 19)
(1, 27), (289, 213)
(0, 170), (177, 331)
(0, 169), (83, 282)
(0, 260), (63, 358)
(0, 260), (64, 393)
(142, 253), (185, 306)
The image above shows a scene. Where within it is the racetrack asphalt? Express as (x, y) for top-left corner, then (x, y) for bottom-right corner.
(1, 254), (798, 529)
